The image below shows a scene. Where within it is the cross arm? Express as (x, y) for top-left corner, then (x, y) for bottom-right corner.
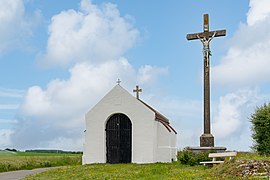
(186, 29), (226, 40)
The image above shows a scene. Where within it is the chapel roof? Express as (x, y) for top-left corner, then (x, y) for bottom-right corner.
(137, 99), (177, 134)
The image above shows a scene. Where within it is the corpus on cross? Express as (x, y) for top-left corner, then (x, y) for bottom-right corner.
(186, 14), (226, 147)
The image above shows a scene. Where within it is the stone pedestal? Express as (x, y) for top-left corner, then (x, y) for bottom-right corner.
(200, 133), (214, 147)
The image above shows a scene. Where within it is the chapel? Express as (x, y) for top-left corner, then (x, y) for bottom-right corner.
(82, 84), (177, 164)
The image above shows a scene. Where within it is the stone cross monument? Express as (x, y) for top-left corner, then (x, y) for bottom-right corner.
(186, 14), (226, 147)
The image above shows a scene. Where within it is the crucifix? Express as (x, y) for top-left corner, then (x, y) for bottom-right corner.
(186, 14), (226, 147)
(133, 85), (142, 99)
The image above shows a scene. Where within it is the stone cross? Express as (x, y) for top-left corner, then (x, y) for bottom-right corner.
(116, 79), (121, 85)
(186, 14), (226, 147)
(133, 85), (142, 99)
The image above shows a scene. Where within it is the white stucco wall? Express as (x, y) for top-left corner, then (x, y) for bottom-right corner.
(156, 122), (177, 162)
(82, 85), (158, 164)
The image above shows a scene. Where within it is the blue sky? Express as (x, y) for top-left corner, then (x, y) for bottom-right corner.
(0, 0), (270, 151)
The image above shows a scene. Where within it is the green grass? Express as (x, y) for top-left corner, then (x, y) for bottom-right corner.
(24, 162), (214, 180)
(22, 152), (270, 179)
(0, 150), (80, 157)
(0, 150), (17, 156)
(237, 151), (270, 160)
(0, 153), (82, 172)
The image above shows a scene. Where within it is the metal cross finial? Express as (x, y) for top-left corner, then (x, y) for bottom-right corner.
(116, 79), (121, 85)
(133, 85), (142, 99)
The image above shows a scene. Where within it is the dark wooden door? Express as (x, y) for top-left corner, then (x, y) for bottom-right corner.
(106, 113), (132, 163)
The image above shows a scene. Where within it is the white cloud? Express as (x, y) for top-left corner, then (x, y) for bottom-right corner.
(13, 58), (168, 149)
(39, 0), (139, 67)
(212, 0), (270, 86)
(47, 137), (83, 151)
(247, 0), (270, 26)
(10, 0), (169, 150)
(0, 129), (13, 147)
(0, 0), (40, 53)
(19, 59), (135, 128)
(137, 65), (168, 85)
(212, 88), (263, 150)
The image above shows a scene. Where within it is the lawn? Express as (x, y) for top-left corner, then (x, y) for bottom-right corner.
(0, 151), (82, 172)
(23, 152), (270, 179)
(24, 163), (213, 180)
(0, 150), (80, 157)
(0, 151), (268, 179)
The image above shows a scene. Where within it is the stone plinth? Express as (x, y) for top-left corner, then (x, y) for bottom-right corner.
(186, 146), (227, 154)
(200, 133), (214, 147)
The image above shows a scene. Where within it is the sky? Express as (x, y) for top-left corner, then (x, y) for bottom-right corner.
(0, 0), (270, 151)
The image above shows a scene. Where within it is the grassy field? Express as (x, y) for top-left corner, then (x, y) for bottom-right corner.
(0, 151), (80, 157)
(24, 163), (213, 180)
(23, 152), (270, 179)
(0, 151), (268, 179)
(0, 151), (82, 172)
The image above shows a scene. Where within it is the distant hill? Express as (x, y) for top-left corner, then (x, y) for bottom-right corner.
(25, 149), (82, 154)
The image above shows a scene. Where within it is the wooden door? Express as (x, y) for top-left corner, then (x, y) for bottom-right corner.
(106, 113), (132, 163)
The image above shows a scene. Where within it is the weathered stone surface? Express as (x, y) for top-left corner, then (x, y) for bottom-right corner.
(200, 133), (214, 147)
(186, 146), (226, 154)
(235, 160), (270, 177)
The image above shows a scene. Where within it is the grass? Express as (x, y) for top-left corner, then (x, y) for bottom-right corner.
(24, 162), (213, 180)
(0, 150), (80, 157)
(0, 151), (82, 172)
(22, 152), (270, 179)
(237, 151), (270, 161)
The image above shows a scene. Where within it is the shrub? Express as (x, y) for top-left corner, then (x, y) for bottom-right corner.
(5, 148), (17, 152)
(178, 150), (210, 166)
(250, 103), (270, 155)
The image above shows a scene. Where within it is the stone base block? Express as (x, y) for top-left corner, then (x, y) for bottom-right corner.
(200, 133), (214, 147)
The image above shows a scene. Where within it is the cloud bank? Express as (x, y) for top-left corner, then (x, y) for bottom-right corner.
(39, 0), (139, 67)
(212, 0), (270, 86)
(11, 0), (168, 150)
(211, 0), (270, 150)
(0, 0), (40, 53)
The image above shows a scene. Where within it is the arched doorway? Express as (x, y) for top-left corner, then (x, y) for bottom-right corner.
(106, 113), (132, 163)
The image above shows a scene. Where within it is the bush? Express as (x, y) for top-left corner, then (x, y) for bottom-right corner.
(5, 148), (17, 152)
(178, 150), (210, 166)
(250, 103), (270, 155)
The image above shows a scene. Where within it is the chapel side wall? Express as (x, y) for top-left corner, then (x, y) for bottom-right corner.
(156, 122), (177, 162)
(170, 131), (177, 161)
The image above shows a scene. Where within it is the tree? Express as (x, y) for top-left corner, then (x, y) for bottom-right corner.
(250, 103), (270, 155)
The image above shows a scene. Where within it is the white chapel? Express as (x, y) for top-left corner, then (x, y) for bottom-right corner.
(82, 84), (177, 164)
